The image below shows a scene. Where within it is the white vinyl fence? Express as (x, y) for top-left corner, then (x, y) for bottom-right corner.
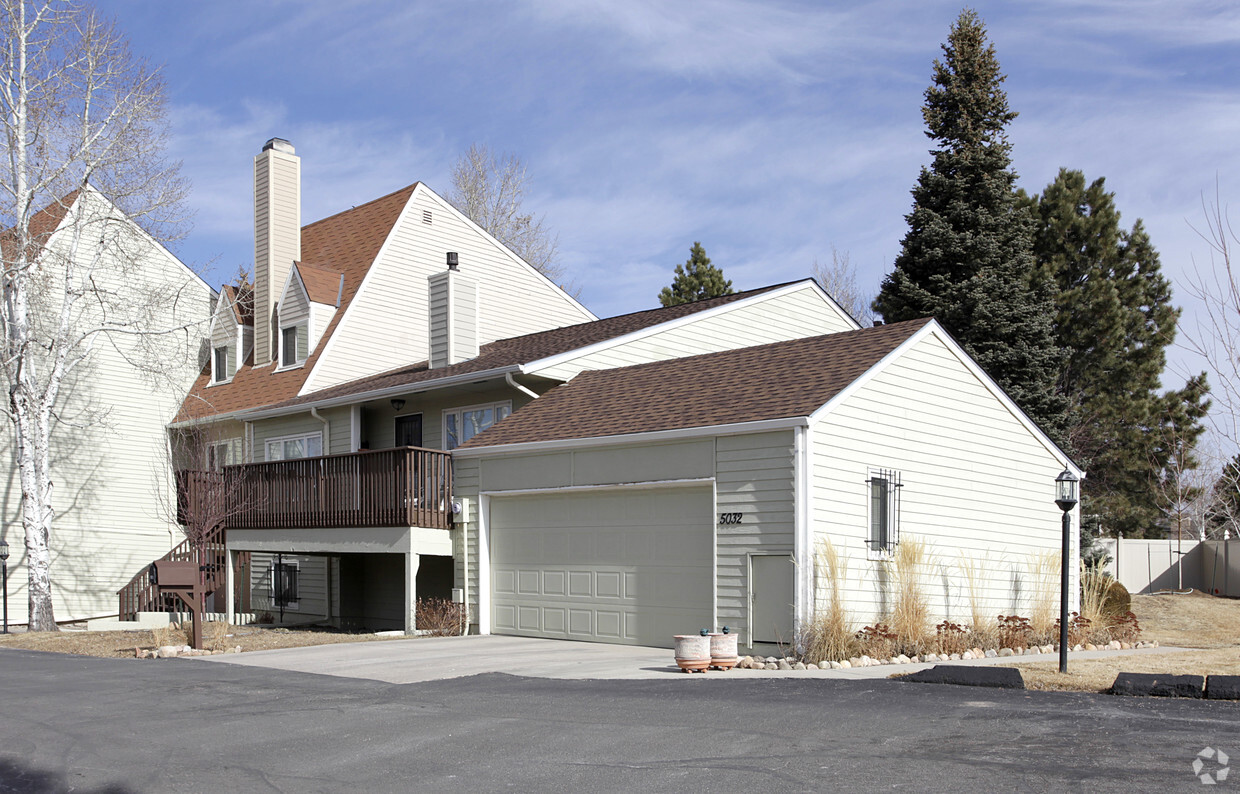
(1099, 537), (1239, 596)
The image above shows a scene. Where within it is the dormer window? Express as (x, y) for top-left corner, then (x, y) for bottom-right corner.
(280, 324), (307, 368)
(212, 345), (231, 383)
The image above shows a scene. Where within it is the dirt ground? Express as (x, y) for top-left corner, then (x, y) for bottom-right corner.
(0, 622), (412, 658)
(1005, 590), (1240, 692)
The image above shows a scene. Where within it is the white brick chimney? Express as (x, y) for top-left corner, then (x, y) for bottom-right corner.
(428, 252), (478, 369)
(253, 137), (301, 365)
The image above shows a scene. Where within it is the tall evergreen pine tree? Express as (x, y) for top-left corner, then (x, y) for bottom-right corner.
(659, 242), (733, 307)
(873, 10), (1066, 438)
(1025, 169), (1210, 537)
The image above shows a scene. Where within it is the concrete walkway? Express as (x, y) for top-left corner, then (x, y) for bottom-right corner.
(196, 633), (1190, 684)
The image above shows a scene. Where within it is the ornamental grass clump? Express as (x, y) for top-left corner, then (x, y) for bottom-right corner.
(800, 539), (858, 662)
(958, 551), (989, 634)
(888, 538), (932, 655)
(1028, 551), (1060, 643)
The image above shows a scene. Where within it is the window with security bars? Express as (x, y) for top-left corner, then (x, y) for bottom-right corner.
(866, 469), (902, 555)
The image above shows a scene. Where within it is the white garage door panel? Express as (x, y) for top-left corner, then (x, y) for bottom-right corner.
(490, 487), (713, 648)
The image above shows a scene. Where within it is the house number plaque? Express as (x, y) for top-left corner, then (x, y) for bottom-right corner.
(718, 512), (743, 525)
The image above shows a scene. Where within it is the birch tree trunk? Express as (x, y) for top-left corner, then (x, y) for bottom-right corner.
(0, 1), (192, 630)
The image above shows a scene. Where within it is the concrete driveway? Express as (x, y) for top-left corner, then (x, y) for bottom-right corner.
(196, 632), (1188, 685)
(197, 634), (681, 683)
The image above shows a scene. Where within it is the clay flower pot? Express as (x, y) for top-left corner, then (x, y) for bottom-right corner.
(708, 632), (739, 670)
(673, 634), (712, 672)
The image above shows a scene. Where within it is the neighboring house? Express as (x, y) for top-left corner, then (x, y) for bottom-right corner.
(0, 188), (215, 626)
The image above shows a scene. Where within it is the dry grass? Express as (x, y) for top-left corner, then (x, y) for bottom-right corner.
(1006, 590), (1240, 692)
(1008, 648), (1240, 693)
(888, 538), (931, 654)
(958, 552), (988, 632)
(801, 539), (858, 662)
(1078, 562), (1109, 627)
(1028, 551), (1059, 642)
(0, 623), (412, 658)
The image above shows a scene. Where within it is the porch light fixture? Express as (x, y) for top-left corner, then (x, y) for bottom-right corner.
(0, 538), (8, 634)
(1054, 468), (1079, 673)
(391, 399), (406, 412)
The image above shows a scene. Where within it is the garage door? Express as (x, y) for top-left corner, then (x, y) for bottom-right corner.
(490, 486), (714, 648)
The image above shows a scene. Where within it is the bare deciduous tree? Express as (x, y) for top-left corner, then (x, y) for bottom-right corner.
(811, 247), (875, 326)
(448, 143), (567, 286)
(0, 1), (198, 630)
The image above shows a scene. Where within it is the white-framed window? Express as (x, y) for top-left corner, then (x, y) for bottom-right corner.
(866, 468), (902, 558)
(280, 323), (308, 368)
(443, 401), (512, 450)
(212, 345), (231, 383)
(265, 432), (323, 461)
(269, 557), (299, 611)
(205, 441), (234, 472)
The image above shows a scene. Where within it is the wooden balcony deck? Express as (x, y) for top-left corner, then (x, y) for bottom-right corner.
(177, 446), (454, 531)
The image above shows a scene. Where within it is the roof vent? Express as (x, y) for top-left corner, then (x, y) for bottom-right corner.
(872, 320), (883, 327)
(446, 252), (459, 271)
(262, 137), (295, 154)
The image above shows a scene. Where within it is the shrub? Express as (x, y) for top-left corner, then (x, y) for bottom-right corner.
(997, 614), (1032, 649)
(1101, 580), (1131, 619)
(1109, 611), (1141, 643)
(856, 623), (898, 659)
(934, 620), (970, 655)
(415, 598), (465, 636)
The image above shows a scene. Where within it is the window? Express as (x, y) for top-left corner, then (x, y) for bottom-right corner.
(444, 401), (511, 450)
(270, 557), (299, 611)
(212, 345), (230, 383)
(265, 432), (323, 461)
(205, 441), (233, 472)
(866, 468), (902, 557)
(280, 324), (307, 368)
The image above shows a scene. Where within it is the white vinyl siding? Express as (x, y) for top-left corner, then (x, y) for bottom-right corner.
(0, 189), (215, 625)
(809, 332), (1076, 627)
(531, 285), (854, 381)
(302, 185), (593, 393)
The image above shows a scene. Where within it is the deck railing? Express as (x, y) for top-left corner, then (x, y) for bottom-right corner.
(178, 446), (454, 531)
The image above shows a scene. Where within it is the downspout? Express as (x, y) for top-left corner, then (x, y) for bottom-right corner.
(505, 372), (540, 401)
(310, 407), (330, 453)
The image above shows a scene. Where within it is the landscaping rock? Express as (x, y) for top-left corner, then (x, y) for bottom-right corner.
(740, 655), (753, 668)
(998, 648), (1013, 657)
(157, 645), (180, 658)
(949, 653), (961, 661)
(1121, 642), (1132, 650)
(765, 662), (779, 670)
(806, 662), (818, 670)
(778, 660), (793, 671)
(793, 661), (806, 671)
(903, 665), (1025, 690)
(984, 649), (998, 658)
(1074, 644), (1084, 652)
(859, 655), (870, 666)
(1206, 675), (1240, 700)
(830, 661), (842, 670)
(1111, 672), (1205, 698)
(1085, 643), (1097, 651)
(896, 654), (911, 664)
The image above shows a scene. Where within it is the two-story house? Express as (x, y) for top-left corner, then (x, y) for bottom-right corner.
(141, 137), (1081, 651)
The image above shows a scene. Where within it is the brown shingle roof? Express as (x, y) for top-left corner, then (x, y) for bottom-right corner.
(176, 184), (417, 421)
(222, 283), (254, 326)
(294, 262), (343, 306)
(457, 319), (931, 449)
(1, 190), (79, 263)
(249, 281), (801, 413)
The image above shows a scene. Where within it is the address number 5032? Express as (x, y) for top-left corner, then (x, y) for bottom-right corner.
(718, 512), (743, 525)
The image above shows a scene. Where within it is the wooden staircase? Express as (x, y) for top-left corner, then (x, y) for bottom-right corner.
(117, 525), (250, 620)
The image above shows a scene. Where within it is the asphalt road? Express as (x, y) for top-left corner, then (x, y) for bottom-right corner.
(1, 647), (1236, 792)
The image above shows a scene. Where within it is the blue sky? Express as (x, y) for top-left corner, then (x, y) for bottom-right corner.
(111, 0), (1240, 392)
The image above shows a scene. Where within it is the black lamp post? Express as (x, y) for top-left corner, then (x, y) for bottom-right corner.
(0, 539), (9, 634)
(1055, 468), (1079, 673)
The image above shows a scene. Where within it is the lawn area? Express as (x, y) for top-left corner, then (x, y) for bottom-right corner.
(0, 623), (410, 658)
(1005, 590), (1240, 692)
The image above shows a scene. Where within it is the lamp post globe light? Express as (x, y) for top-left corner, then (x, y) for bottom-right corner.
(1055, 468), (1079, 673)
(0, 538), (9, 634)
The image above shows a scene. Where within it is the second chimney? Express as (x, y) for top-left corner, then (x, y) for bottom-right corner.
(428, 252), (478, 369)
(254, 137), (301, 365)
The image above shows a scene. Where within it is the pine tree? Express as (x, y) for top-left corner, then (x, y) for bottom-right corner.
(873, 9), (1066, 438)
(1026, 169), (1211, 537)
(659, 242), (733, 307)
